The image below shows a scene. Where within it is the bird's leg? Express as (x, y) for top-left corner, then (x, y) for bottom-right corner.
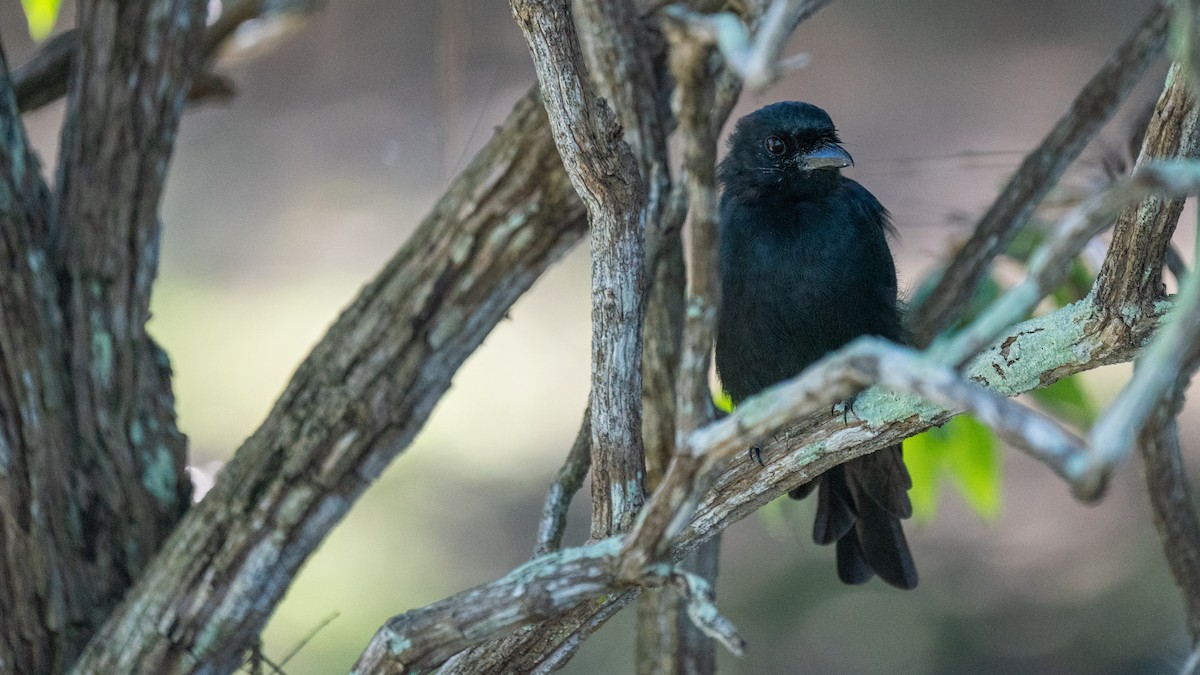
(831, 399), (850, 423)
(748, 445), (764, 466)
(832, 397), (862, 425)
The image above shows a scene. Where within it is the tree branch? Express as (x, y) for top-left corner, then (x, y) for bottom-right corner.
(12, 0), (317, 112)
(0, 36), (82, 675)
(664, 0), (835, 91)
(1140, 411), (1200, 641)
(68, 89), (589, 674)
(534, 403), (591, 556)
(1094, 61), (1200, 313)
(46, 0), (208, 642)
(933, 160), (1200, 369)
(910, 0), (1170, 344)
(665, 11), (722, 445)
(1090, 237), (1200, 469)
(510, 0), (649, 538)
(358, 294), (1163, 673)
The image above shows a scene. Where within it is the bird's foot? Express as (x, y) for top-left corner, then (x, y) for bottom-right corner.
(832, 397), (860, 425)
(748, 445), (765, 467)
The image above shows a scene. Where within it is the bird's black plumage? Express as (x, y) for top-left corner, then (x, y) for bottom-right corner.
(714, 101), (918, 590)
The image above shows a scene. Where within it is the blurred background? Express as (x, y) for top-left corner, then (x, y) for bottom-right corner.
(4, 0), (1198, 672)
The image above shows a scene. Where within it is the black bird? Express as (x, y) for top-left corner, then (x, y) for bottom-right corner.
(714, 101), (918, 590)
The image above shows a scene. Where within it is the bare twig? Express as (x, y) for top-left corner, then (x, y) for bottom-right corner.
(534, 405), (591, 556)
(12, 0), (321, 111)
(653, 563), (745, 656)
(510, 0), (649, 538)
(11, 30), (75, 111)
(933, 160), (1200, 369)
(662, 0), (833, 91)
(910, 0), (1170, 344)
(1141, 411), (1200, 641)
(1166, 244), (1191, 285)
(642, 186), (688, 488)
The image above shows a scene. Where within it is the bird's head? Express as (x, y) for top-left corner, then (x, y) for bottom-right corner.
(718, 101), (853, 199)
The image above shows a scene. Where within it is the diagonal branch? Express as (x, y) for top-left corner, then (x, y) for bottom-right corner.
(1141, 412), (1200, 641)
(68, 88), (589, 674)
(933, 160), (1200, 368)
(910, 0), (1170, 344)
(12, 0), (319, 112)
(510, 0), (649, 538)
(534, 403), (591, 556)
(1090, 237), (1200, 469)
(357, 294), (1162, 674)
(1094, 61), (1200, 313)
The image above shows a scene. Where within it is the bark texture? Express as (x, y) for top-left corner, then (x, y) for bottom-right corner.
(0, 0), (205, 667)
(70, 90), (586, 673)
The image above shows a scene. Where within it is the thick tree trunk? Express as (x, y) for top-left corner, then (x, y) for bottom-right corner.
(0, 0), (204, 669)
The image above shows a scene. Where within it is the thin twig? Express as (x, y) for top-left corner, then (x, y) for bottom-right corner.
(910, 0), (1171, 344)
(1141, 412), (1200, 641)
(13, 0), (321, 111)
(278, 611), (340, 667)
(1166, 244), (1191, 286)
(661, 0), (832, 92)
(534, 405), (591, 556)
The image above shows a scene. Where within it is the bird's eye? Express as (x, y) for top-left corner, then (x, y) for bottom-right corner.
(764, 136), (787, 156)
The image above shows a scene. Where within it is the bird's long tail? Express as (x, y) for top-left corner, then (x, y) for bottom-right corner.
(790, 445), (918, 589)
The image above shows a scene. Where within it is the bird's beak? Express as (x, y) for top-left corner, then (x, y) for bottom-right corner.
(799, 142), (853, 170)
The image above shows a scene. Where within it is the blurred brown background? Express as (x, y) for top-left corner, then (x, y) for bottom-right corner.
(3, 0), (1197, 672)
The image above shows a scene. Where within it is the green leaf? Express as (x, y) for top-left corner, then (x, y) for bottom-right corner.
(20, 0), (62, 41)
(1030, 373), (1097, 428)
(712, 389), (734, 414)
(942, 415), (1001, 520)
(903, 414), (1001, 521)
(901, 429), (945, 521)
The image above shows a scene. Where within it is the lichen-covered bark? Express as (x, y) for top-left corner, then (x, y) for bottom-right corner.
(0, 0), (205, 667)
(365, 296), (1164, 674)
(0, 40), (79, 675)
(1094, 62), (1200, 318)
(69, 89), (588, 675)
(510, 0), (649, 538)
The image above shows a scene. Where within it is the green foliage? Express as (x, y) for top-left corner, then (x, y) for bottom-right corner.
(904, 414), (1001, 522)
(20, 0), (62, 41)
